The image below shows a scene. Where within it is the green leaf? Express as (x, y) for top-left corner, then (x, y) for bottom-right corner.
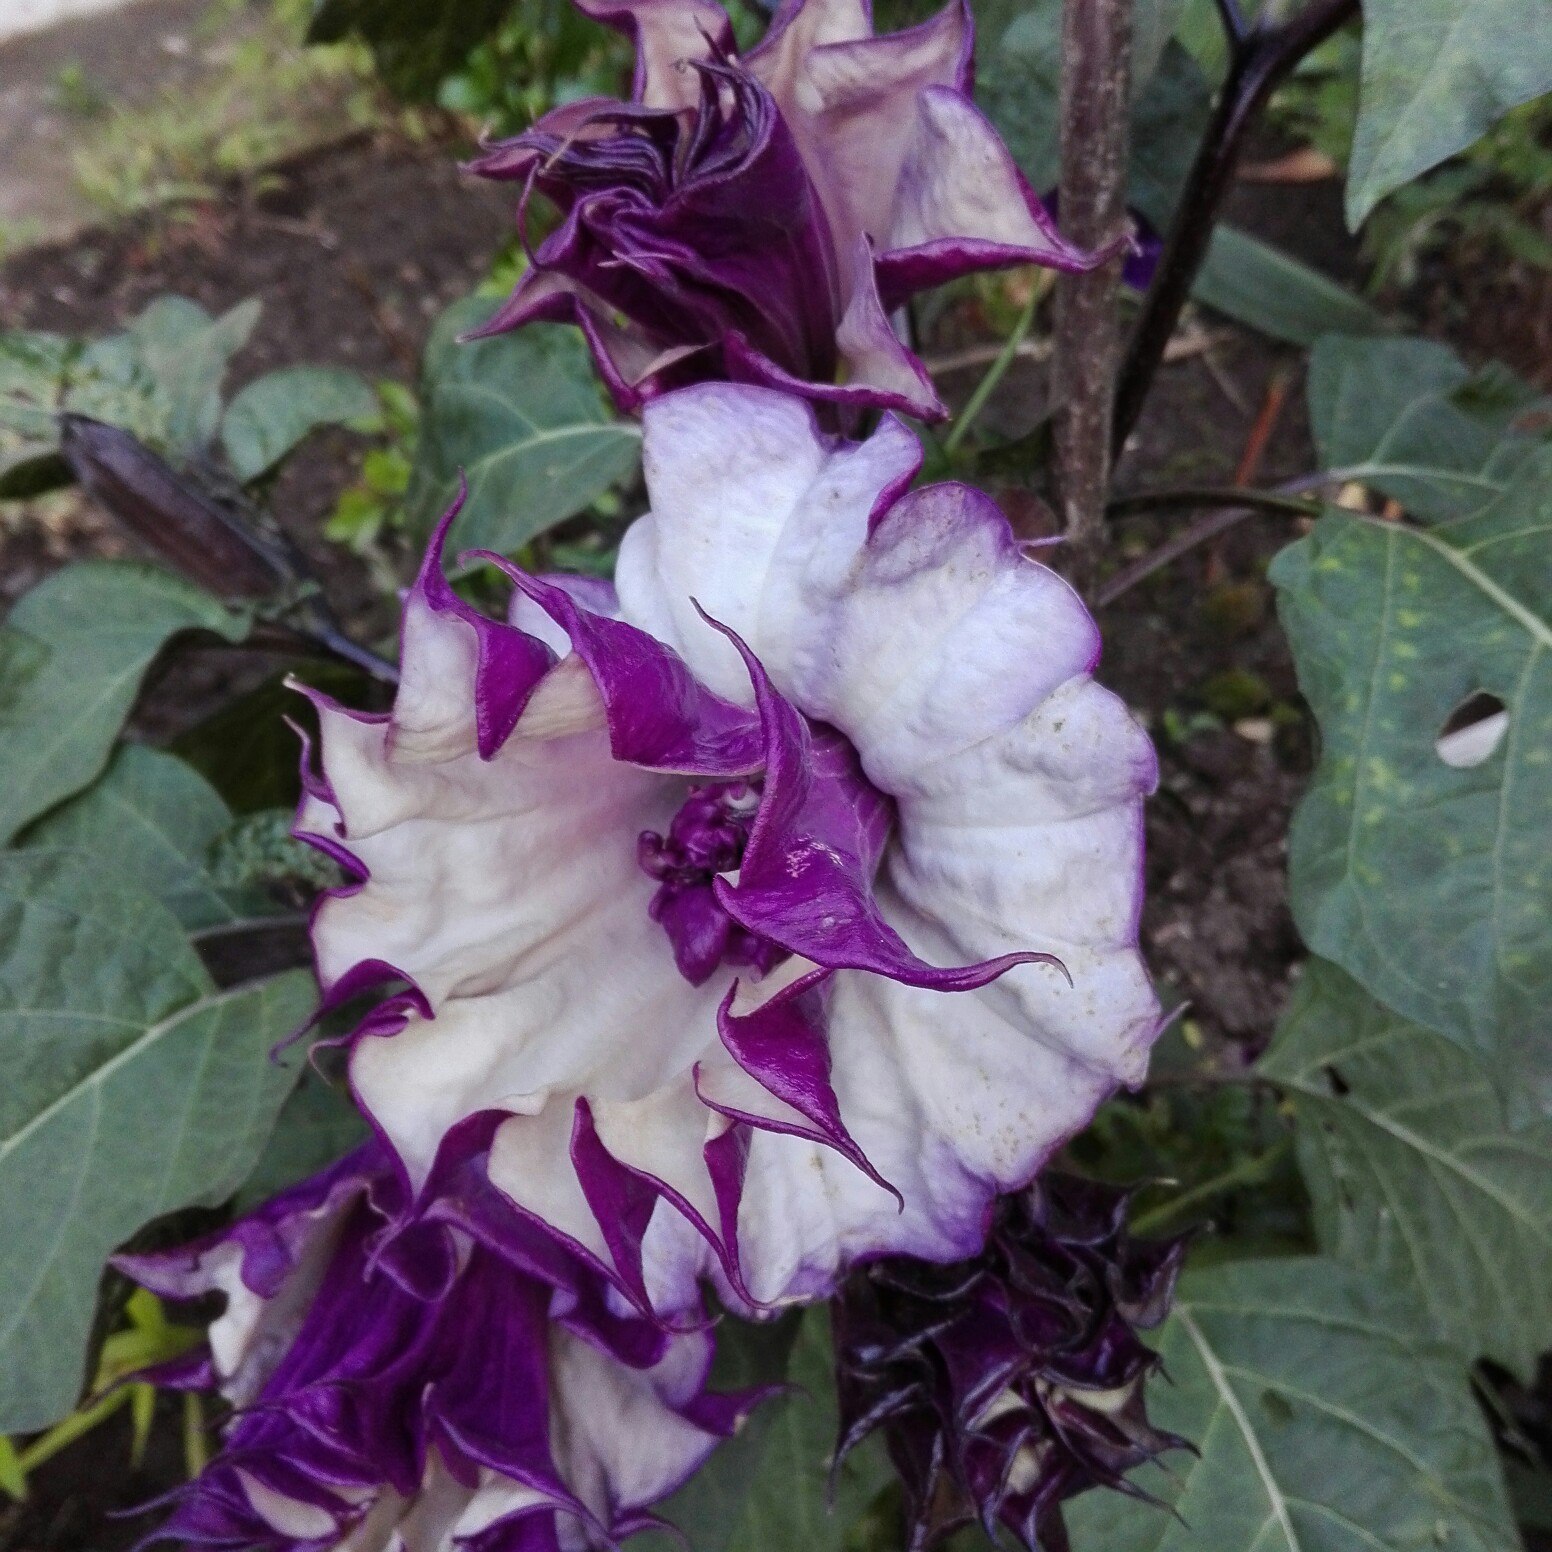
(3, 299), (260, 469)
(1306, 334), (1548, 518)
(170, 663), (366, 815)
(976, 1), (1208, 215)
(1128, 42), (1215, 227)
(0, 329), (74, 443)
(1192, 228), (1389, 347)
(1348, 0), (1552, 225)
(0, 850), (313, 1430)
(0, 562), (248, 844)
(1065, 1257), (1518, 1552)
(1261, 960), (1552, 1378)
(408, 296), (641, 556)
(221, 366), (382, 484)
(640, 1308), (891, 1552)
(234, 1069), (367, 1211)
(0, 444), (71, 500)
(22, 744), (267, 931)
(1269, 447), (1552, 1106)
(0, 331), (76, 501)
(120, 296), (260, 454)
(306, 0), (513, 100)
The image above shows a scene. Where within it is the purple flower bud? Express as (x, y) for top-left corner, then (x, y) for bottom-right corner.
(469, 0), (1112, 420)
(833, 1175), (1189, 1552)
(59, 415), (290, 599)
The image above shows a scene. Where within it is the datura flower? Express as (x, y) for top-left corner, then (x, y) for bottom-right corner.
(294, 383), (1160, 1325)
(833, 1175), (1187, 1552)
(468, 0), (1106, 420)
(118, 1144), (759, 1552)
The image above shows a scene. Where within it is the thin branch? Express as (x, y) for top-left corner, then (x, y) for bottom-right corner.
(1051, 0), (1133, 565)
(1111, 0), (1360, 453)
(943, 278), (1044, 455)
(243, 617), (401, 684)
(1107, 484), (1320, 520)
(1096, 484), (1320, 607)
(1129, 1139), (1292, 1237)
(1212, 0), (1250, 45)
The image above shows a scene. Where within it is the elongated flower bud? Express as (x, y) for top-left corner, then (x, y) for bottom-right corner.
(59, 415), (290, 599)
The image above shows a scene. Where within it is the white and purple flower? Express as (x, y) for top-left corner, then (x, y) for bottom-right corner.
(469, 0), (1108, 419)
(119, 1143), (760, 1552)
(294, 383), (1161, 1323)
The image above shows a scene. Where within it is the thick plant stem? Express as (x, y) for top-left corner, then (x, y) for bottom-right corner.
(1111, 0), (1359, 455)
(1051, 0), (1132, 567)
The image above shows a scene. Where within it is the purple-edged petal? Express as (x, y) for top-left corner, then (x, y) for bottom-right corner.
(472, 0), (1102, 418)
(115, 1145), (381, 1405)
(611, 384), (1160, 1300)
(124, 1154), (761, 1552)
(712, 619), (1057, 990)
(723, 238), (946, 421)
(872, 87), (1104, 307)
(572, 0), (732, 108)
(834, 1176), (1188, 1552)
(300, 384), (1160, 1322)
(484, 559), (764, 775)
(747, 0), (974, 262)
(707, 968), (898, 1201)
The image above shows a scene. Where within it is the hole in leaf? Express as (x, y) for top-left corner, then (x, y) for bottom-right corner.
(1322, 1064), (1350, 1097)
(1436, 691), (1509, 769)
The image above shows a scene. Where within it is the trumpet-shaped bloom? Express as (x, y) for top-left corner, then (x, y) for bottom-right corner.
(118, 1145), (758, 1552)
(833, 1176), (1187, 1552)
(469, 0), (1105, 420)
(296, 383), (1159, 1323)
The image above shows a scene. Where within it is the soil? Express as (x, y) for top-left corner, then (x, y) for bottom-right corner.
(0, 120), (1544, 1551)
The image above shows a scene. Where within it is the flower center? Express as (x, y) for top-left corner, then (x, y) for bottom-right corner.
(638, 781), (788, 986)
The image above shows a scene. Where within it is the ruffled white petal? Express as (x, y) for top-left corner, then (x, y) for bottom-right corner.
(613, 384), (1159, 1299)
(305, 574), (732, 1232)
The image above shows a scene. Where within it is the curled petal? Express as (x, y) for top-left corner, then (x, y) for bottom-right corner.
(473, 0), (1107, 418)
(122, 1153), (764, 1552)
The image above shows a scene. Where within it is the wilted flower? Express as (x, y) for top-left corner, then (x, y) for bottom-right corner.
(294, 383), (1160, 1323)
(118, 1143), (760, 1551)
(833, 1175), (1187, 1552)
(469, 0), (1107, 419)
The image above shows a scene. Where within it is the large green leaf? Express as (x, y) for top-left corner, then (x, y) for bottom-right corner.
(23, 744), (266, 931)
(976, 0), (1208, 215)
(221, 365), (381, 483)
(640, 1308), (891, 1552)
(0, 331), (76, 500)
(0, 562), (247, 843)
(234, 1070), (368, 1211)
(1, 298), (260, 490)
(1260, 960), (1552, 1378)
(1192, 229), (1388, 347)
(1307, 335), (1548, 519)
(0, 850), (313, 1430)
(1348, 0), (1552, 225)
(1066, 1257), (1518, 1552)
(116, 295), (261, 454)
(408, 297), (641, 556)
(1269, 445), (1552, 1107)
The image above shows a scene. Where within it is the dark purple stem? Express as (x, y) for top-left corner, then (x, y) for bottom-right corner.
(1111, 0), (1361, 456)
